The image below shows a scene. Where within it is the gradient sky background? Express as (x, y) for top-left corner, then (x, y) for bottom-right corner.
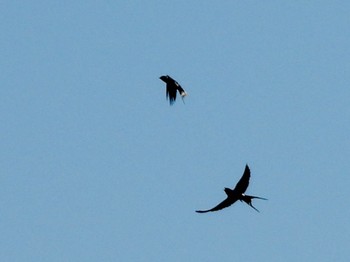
(1, 1), (350, 261)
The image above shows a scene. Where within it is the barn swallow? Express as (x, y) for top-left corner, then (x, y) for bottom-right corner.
(196, 165), (267, 213)
(159, 75), (187, 105)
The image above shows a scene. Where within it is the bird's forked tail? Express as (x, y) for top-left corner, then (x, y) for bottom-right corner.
(180, 91), (187, 104)
(241, 195), (267, 212)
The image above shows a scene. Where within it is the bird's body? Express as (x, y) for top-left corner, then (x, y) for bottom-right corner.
(159, 75), (187, 105)
(196, 165), (266, 213)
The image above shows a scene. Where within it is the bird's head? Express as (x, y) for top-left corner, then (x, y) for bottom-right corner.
(224, 187), (233, 195)
(159, 75), (169, 82)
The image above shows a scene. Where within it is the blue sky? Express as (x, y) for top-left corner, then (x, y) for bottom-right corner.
(1, 1), (350, 261)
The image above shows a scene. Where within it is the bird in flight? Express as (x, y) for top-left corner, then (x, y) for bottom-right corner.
(196, 165), (267, 213)
(159, 75), (187, 105)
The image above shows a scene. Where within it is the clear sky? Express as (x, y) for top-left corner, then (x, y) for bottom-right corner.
(1, 1), (350, 261)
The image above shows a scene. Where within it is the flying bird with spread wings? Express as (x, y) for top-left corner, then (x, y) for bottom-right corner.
(196, 165), (267, 213)
(159, 75), (187, 105)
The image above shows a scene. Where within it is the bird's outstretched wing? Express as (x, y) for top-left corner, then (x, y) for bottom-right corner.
(166, 83), (177, 105)
(232, 164), (250, 194)
(196, 197), (237, 213)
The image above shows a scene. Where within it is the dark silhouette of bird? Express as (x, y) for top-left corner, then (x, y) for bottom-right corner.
(159, 75), (187, 105)
(196, 165), (267, 213)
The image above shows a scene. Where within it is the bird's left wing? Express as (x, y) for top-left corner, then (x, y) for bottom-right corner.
(196, 197), (236, 213)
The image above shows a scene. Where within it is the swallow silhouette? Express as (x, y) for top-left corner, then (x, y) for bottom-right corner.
(159, 75), (187, 105)
(196, 165), (267, 213)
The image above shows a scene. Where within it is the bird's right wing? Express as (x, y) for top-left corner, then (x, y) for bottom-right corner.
(166, 83), (177, 105)
(196, 197), (236, 213)
(232, 165), (250, 194)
